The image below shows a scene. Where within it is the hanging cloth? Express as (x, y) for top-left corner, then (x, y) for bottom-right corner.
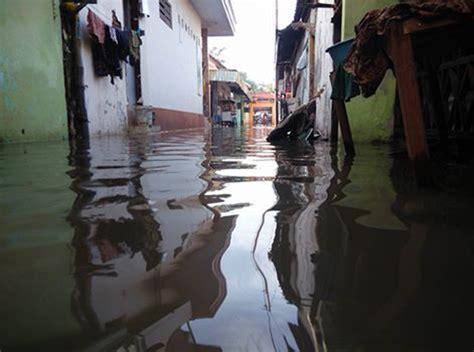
(104, 25), (122, 84)
(111, 10), (122, 29)
(116, 29), (130, 61)
(109, 26), (118, 44)
(129, 30), (143, 65)
(87, 10), (106, 44)
(331, 62), (360, 102)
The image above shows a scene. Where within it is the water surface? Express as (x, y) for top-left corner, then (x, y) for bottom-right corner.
(1, 127), (473, 351)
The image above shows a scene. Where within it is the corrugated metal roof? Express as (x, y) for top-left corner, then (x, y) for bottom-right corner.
(209, 69), (252, 101)
(276, 24), (304, 64)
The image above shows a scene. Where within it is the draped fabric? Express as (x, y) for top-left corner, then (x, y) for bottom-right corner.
(344, 0), (474, 97)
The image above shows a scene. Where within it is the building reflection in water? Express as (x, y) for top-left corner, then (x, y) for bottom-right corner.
(67, 131), (235, 351)
(2, 128), (473, 351)
(270, 142), (474, 351)
(269, 140), (335, 351)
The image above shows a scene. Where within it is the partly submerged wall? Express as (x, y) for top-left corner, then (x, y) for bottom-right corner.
(0, 0), (68, 143)
(78, 2), (129, 136)
(342, 0), (397, 143)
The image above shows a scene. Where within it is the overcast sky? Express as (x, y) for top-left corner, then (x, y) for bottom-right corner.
(209, 0), (297, 85)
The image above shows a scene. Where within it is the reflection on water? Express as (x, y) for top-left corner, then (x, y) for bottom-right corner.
(0, 128), (473, 351)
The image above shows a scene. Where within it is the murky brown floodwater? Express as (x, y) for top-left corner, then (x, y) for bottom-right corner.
(1, 127), (473, 352)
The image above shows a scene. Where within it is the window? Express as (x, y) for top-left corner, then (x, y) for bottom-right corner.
(159, 0), (172, 29)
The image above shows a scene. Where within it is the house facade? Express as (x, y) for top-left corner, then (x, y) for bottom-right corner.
(74, 0), (235, 136)
(249, 92), (276, 126)
(208, 55), (251, 127)
(1, 0), (235, 143)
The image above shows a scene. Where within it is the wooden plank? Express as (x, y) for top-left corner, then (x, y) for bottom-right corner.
(387, 23), (431, 184)
(334, 100), (355, 156)
(309, 33), (316, 98)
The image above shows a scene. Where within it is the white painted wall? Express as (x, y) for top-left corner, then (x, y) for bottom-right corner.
(78, 1), (129, 136)
(313, 5), (334, 139)
(140, 0), (204, 114)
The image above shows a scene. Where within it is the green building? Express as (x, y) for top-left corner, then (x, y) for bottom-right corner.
(342, 0), (397, 143)
(0, 0), (68, 143)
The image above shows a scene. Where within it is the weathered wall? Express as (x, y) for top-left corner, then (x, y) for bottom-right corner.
(342, 0), (397, 142)
(293, 35), (310, 106)
(313, 3), (334, 139)
(0, 0), (68, 143)
(141, 0), (204, 115)
(78, 2), (129, 136)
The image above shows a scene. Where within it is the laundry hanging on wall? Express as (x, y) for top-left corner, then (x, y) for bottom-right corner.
(87, 9), (142, 84)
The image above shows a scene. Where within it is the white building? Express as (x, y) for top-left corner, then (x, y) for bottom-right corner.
(76, 0), (235, 136)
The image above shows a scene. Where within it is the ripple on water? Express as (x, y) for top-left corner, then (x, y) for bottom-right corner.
(0, 128), (473, 351)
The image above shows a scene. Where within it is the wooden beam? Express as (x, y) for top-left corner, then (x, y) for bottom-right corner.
(334, 100), (355, 156)
(309, 32), (316, 98)
(387, 23), (431, 184)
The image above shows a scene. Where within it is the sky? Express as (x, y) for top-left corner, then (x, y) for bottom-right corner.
(209, 0), (297, 85)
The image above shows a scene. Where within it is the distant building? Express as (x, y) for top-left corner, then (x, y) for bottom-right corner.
(276, 0), (334, 139)
(208, 55), (251, 127)
(249, 92), (276, 126)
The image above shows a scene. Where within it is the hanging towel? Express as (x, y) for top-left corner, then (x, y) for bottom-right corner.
(87, 10), (106, 44)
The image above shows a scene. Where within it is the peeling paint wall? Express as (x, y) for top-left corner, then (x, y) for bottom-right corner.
(313, 3), (335, 139)
(78, 2), (128, 136)
(342, 0), (397, 143)
(0, 0), (68, 143)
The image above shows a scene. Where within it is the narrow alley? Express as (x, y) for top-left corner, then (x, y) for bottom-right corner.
(1, 0), (474, 351)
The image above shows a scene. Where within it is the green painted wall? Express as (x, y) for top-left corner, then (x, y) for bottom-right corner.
(342, 0), (397, 143)
(0, 0), (68, 143)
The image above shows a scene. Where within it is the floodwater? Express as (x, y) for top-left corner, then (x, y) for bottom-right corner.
(1, 127), (473, 352)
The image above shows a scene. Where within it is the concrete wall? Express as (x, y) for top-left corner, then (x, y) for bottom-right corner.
(0, 0), (68, 143)
(141, 0), (204, 115)
(78, 2), (129, 136)
(342, 0), (397, 142)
